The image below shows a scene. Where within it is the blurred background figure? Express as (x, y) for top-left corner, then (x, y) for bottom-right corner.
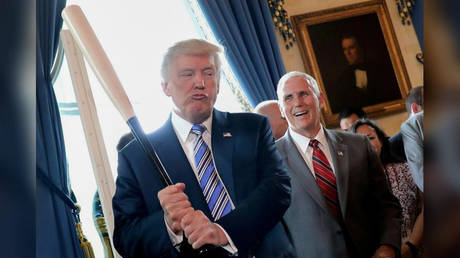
(401, 111), (424, 192)
(389, 86), (424, 163)
(351, 119), (423, 258)
(253, 100), (288, 140)
(338, 107), (366, 131)
(404, 87), (424, 117)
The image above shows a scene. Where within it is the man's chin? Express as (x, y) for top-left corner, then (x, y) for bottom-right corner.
(188, 107), (212, 124)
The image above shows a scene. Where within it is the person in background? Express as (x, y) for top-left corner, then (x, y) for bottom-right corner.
(338, 107), (366, 131)
(351, 119), (423, 258)
(390, 86), (424, 162)
(401, 111), (424, 192)
(253, 100), (288, 140)
(276, 71), (401, 258)
(389, 86), (424, 180)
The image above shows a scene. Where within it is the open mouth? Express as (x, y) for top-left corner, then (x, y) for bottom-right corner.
(293, 110), (308, 117)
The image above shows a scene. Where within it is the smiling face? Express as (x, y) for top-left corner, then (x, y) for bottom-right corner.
(161, 54), (219, 124)
(278, 76), (324, 138)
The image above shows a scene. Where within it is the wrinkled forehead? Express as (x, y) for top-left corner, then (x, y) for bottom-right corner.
(171, 53), (215, 65)
(281, 77), (313, 94)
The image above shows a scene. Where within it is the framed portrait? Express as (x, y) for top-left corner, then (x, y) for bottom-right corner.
(291, 0), (411, 127)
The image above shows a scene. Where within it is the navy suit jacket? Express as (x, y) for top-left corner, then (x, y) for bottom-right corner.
(112, 110), (294, 257)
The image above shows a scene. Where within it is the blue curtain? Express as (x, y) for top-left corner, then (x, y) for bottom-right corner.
(36, 0), (84, 257)
(198, 0), (286, 107)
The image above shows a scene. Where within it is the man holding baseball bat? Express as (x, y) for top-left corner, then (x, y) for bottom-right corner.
(112, 39), (295, 257)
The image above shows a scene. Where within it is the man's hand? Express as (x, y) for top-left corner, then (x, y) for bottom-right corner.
(158, 183), (193, 235)
(372, 245), (396, 258)
(181, 210), (228, 249)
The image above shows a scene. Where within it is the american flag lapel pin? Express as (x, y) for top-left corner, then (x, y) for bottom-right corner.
(223, 132), (232, 137)
(338, 151), (343, 157)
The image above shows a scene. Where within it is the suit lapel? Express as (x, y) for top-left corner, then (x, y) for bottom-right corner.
(149, 117), (212, 218)
(283, 132), (330, 214)
(211, 110), (237, 204)
(324, 129), (349, 217)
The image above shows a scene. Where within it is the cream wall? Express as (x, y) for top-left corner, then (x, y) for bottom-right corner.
(276, 0), (422, 135)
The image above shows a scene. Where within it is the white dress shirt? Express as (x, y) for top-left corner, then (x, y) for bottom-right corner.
(354, 69), (368, 89)
(164, 111), (237, 254)
(289, 126), (336, 177)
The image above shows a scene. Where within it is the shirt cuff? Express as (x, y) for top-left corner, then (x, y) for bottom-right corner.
(164, 216), (182, 250)
(215, 223), (238, 255)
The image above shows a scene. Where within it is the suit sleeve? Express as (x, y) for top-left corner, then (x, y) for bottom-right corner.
(216, 117), (291, 252)
(364, 137), (402, 252)
(401, 114), (424, 191)
(112, 151), (177, 258)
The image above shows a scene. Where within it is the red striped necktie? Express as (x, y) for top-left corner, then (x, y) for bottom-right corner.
(309, 139), (341, 220)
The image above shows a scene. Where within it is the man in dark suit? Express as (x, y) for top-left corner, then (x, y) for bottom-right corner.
(276, 71), (401, 258)
(112, 39), (294, 257)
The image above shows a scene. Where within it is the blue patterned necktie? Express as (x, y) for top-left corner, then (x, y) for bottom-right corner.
(191, 124), (232, 220)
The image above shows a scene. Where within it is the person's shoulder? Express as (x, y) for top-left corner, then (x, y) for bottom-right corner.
(119, 120), (170, 155)
(326, 129), (367, 143)
(275, 133), (291, 153)
(226, 111), (266, 120)
(402, 111), (424, 131)
(220, 110), (268, 125)
(116, 132), (135, 152)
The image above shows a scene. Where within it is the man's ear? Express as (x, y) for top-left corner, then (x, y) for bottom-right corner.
(318, 93), (326, 109)
(278, 102), (286, 119)
(161, 81), (171, 96)
(411, 103), (422, 114)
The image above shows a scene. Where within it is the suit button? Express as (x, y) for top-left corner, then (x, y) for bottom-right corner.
(336, 230), (342, 235)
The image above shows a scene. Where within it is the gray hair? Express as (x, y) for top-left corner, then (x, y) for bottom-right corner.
(160, 39), (223, 81)
(276, 71), (321, 100)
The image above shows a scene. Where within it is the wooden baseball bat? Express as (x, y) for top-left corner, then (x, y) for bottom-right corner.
(61, 5), (172, 186)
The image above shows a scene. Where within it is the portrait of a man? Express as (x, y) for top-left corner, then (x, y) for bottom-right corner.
(292, 5), (410, 122)
(332, 31), (401, 113)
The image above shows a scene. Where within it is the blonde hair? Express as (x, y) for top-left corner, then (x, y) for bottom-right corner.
(160, 39), (223, 81)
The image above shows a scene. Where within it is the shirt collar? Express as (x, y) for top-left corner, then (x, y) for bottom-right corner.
(289, 125), (327, 153)
(171, 110), (213, 142)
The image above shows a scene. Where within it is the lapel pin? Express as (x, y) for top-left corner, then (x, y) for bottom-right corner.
(223, 132), (232, 138)
(338, 151), (343, 156)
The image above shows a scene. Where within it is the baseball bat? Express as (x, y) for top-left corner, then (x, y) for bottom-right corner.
(61, 5), (172, 186)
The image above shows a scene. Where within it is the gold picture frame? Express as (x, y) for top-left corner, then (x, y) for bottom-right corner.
(291, 0), (411, 127)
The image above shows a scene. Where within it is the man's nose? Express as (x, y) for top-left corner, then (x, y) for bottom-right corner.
(193, 74), (205, 88)
(293, 95), (304, 106)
